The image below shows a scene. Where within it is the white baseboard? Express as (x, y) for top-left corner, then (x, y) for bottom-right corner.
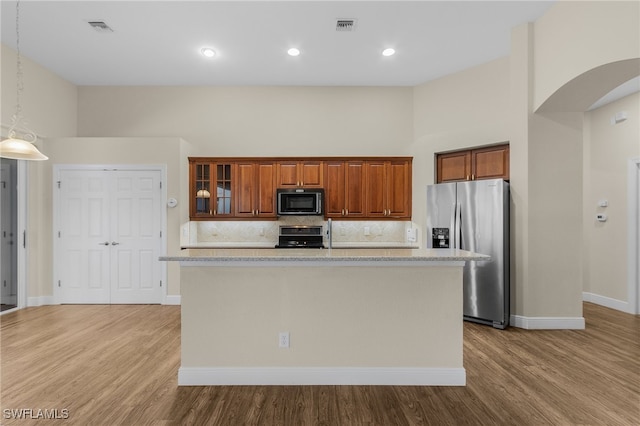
(582, 292), (632, 314)
(163, 295), (181, 305)
(178, 366), (466, 386)
(24, 295), (180, 306)
(27, 296), (54, 307)
(510, 315), (585, 330)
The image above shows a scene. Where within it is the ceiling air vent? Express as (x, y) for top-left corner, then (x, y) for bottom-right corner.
(336, 19), (357, 32)
(88, 21), (113, 33)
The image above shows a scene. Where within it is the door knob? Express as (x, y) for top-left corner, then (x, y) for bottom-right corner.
(111, 242), (120, 246)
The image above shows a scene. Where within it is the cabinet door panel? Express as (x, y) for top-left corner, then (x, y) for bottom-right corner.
(472, 145), (509, 180)
(235, 163), (256, 216)
(301, 162), (323, 187)
(214, 164), (234, 216)
(387, 161), (411, 217)
(192, 163), (212, 217)
(277, 163), (299, 187)
(345, 162), (365, 217)
(324, 162), (346, 217)
(437, 152), (471, 183)
(256, 163), (276, 216)
(365, 162), (386, 216)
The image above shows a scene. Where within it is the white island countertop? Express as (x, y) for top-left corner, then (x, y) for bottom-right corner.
(160, 247), (489, 265)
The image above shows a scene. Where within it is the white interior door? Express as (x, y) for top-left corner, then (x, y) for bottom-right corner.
(56, 168), (163, 304)
(110, 171), (162, 303)
(58, 170), (111, 303)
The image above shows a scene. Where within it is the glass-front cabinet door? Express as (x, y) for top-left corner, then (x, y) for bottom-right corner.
(190, 160), (235, 219)
(214, 163), (233, 216)
(194, 163), (212, 216)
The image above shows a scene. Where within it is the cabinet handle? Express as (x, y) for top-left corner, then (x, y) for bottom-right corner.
(341, 209), (345, 216)
(472, 174), (475, 180)
(346, 209), (349, 216)
(99, 241), (109, 246)
(466, 175), (470, 181)
(111, 241), (120, 246)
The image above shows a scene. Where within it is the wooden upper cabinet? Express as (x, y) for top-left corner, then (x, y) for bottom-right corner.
(235, 161), (276, 218)
(190, 157), (411, 220)
(365, 159), (411, 219)
(324, 161), (365, 218)
(436, 143), (509, 183)
(276, 161), (323, 188)
(190, 160), (235, 219)
(472, 145), (509, 181)
(386, 160), (411, 218)
(365, 161), (386, 217)
(437, 151), (471, 183)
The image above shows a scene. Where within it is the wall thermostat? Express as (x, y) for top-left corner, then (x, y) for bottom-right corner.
(167, 198), (178, 208)
(596, 213), (607, 222)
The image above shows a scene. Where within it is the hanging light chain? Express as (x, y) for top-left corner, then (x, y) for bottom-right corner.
(15, 0), (24, 119)
(8, 0), (37, 143)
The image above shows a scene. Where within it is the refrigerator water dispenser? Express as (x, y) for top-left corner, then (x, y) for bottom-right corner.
(432, 228), (450, 248)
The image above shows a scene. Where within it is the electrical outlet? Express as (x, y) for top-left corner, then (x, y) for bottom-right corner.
(279, 332), (290, 348)
(364, 226), (370, 236)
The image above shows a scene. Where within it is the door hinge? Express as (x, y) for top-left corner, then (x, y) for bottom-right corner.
(160, 181), (162, 189)
(160, 280), (163, 287)
(23, 231), (26, 248)
(58, 280), (61, 287)
(159, 231), (162, 238)
(57, 181), (61, 189)
(58, 231), (61, 238)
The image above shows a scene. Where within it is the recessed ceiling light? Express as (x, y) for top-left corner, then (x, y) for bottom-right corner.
(382, 48), (396, 57)
(201, 48), (216, 58)
(287, 48), (301, 57)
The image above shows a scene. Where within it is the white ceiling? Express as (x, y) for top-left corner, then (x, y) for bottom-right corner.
(1, 0), (556, 87)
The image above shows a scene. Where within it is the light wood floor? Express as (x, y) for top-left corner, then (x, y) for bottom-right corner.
(1, 302), (638, 425)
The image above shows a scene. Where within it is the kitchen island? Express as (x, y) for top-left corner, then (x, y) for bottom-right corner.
(160, 248), (488, 386)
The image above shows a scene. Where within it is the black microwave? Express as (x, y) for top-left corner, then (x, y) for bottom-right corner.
(276, 188), (324, 216)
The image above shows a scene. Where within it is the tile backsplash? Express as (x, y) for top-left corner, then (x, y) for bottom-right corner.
(182, 218), (419, 247)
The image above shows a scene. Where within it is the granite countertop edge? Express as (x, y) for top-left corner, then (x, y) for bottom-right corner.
(161, 248), (489, 263)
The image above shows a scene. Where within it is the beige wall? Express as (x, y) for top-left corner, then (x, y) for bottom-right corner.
(1, 44), (77, 138)
(533, 1), (640, 111)
(583, 93), (640, 303)
(35, 137), (189, 298)
(410, 57), (511, 244)
(77, 86), (414, 157)
(2, 44), (78, 302)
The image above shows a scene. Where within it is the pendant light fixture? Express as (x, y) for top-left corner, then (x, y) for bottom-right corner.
(0, 0), (48, 161)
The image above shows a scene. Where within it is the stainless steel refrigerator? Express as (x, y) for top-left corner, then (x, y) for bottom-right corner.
(426, 179), (509, 329)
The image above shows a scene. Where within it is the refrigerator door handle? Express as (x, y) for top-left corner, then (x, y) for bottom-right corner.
(450, 203), (456, 248)
(454, 202), (461, 249)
